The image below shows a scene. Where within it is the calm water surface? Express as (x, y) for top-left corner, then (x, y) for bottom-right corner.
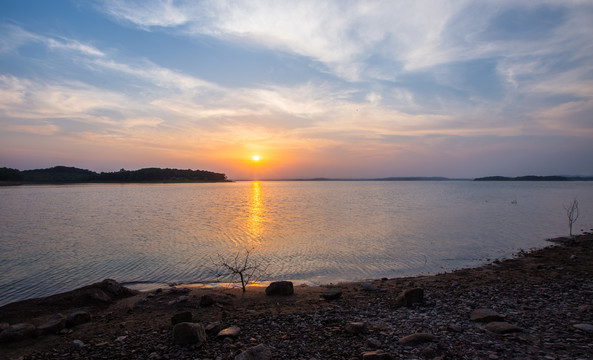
(1, 181), (592, 306)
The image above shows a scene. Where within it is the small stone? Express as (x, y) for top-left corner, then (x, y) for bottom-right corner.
(234, 343), (272, 360)
(218, 325), (241, 338)
(365, 337), (382, 349)
(573, 323), (593, 333)
(485, 322), (523, 334)
(0, 323), (9, 332)
(205, 322), (222, 336)
(36, 313), (67, 336)
(321, 288), (342, 300)
(446, 323), (462, 333)
(361, 282), (377, 291)
(66, 310), (92, 327)
(362, 350), (393, 360)
(398, 332), (436, 346)
(0, 323), (36, 343)
(171, 311), (193, 325)
(72, 339), (85, 348)
(394, 288), (424, 307)
(200, 294), (215, 307)
(470, 309), (504, 323)
(172, 322), (207, 345)
(265, 281), (294, 296)
(345, 322), (367, 334)
(177, 295), (189, 303)
(115, 335), (127, 342)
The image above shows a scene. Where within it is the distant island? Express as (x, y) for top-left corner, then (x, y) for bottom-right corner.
(0, 166), (228, 184)
(474, 175), (593, 181)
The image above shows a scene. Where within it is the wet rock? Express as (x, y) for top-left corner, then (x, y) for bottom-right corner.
(322, 288), (342, 300)
(398, 332), (436, 346)
(470, 309), (504, 323)
(234, 343), (272, 360)
(218, 325), (241, 339)
(171, 311), (193, 325)
(394, 288), (424, 307)
(36, 313), (67, 336)
(66, 310), (92, 327)
(265, 281), (294, 296)
(485, 322), (523, 334)
(362, 282), (377, 291)
(0, 323), (37, 343)
(573, 323), (593, 333)
(362, 350), (393, 359)
(200, 294), (215, 307)
(172, 322), (207, 345)
(345, 321), (367, 334)
(205, 321), (222, 336)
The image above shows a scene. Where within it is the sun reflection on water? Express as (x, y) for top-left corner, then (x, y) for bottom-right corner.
(247, 181), (263, 244)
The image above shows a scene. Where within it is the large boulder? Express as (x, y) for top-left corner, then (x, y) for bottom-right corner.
(265, 281), (294, 296)
(36, 313), (67, 336)
(172, 322), (207, 345)
(66, 310), (92, 327)
(0, 323), (36, 343)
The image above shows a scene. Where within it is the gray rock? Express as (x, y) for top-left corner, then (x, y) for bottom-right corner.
(234, 344), (272, 360)
(171, 311), (193, 325)
(398, 332), (436, 346)
(362, 350), (393, 359)
(394, 288), (424, 307)
(573, 323), (593, 333)
(265, 281), (294, 296)
(485, 322), (523, 334)
(470, 309), (504, 323)
(200, 294), (215, 307)
(321, 288), (342, 300)
(0, 323), (37, 343)
(36, 313), (67, 336)
(172, 322), (207, 345)
(345, 321), (367, 334)
(362, 282), (377, 291)
(67, 310), (92, 327)
(218, 325), (241, 338)
(177, 295), (189, 303)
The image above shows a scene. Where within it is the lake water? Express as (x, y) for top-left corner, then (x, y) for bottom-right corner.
(1, 181), (592, 306)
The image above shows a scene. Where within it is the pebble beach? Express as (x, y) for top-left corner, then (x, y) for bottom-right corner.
(1, 234), (592, 360)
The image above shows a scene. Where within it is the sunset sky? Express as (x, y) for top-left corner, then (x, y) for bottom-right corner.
(1, 1), (592, 179)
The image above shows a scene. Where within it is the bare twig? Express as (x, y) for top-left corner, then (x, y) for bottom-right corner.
(210, 247), (269, 292)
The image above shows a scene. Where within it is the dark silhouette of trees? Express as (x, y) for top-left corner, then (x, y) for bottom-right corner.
(0, 166), (228, 184)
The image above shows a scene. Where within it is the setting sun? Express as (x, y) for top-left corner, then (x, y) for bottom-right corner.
(251, 155), (261, 162)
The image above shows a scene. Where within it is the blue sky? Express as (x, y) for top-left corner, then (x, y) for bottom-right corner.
(1, 0), (592, 179)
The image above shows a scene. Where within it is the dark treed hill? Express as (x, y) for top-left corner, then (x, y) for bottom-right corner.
(0, 166), (228, 184)
(474, 175), (593, 181)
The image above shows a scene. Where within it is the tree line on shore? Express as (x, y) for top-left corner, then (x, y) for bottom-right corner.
(0, 166), (228, 184)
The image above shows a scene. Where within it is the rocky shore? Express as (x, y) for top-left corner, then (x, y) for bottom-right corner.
(1, 234), (592, 360)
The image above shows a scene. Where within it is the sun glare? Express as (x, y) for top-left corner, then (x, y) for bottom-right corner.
(251, 155), (260, 162)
